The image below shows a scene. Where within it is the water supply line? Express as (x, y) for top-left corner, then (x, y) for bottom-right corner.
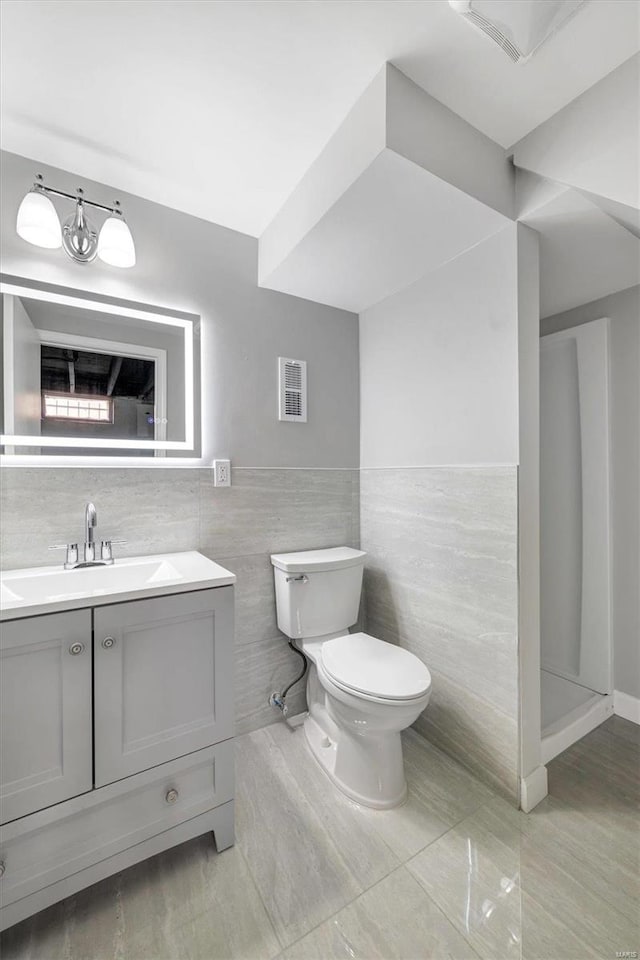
(270, 640), (308, 727)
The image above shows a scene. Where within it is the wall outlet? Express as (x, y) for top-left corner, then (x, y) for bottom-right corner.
(213, 459), (231, 487)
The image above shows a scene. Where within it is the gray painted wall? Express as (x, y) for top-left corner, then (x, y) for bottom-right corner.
(0, 149), (361, 736)
(541, 285), (640, 700)
(1, 150), (359, 468)
(359, 229), (522, 801)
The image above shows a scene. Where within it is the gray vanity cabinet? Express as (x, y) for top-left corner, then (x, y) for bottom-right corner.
(0, 580), (235, 933)
(0, 610), (93, 824)
(93, 587), (234, 787)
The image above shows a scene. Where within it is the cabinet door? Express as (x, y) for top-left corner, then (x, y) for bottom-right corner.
(0, 610), (92, 824)
(94, 588), (233, 787)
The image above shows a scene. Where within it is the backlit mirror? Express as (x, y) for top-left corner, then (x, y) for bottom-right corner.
(0, 277), (200, 458)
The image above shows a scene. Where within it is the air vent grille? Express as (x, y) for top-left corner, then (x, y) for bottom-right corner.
(463, 9), (521, 61)
(278, 357), (307, 423)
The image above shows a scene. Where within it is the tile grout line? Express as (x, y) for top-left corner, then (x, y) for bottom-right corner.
(236, 727), (501, 954)
(390, 792), (495, 865)
(403, 798), (526, 960)
(273, 861), (487, 960)
(232, 842), (283, 960)
(234, 728), (405, 954)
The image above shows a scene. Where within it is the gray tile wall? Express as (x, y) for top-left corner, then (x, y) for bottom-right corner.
(360, 467), (519, 801)
(0, 467), (359, 735)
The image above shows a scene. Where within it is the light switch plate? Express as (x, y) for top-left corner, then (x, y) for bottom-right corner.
(213, 459), (231, 487)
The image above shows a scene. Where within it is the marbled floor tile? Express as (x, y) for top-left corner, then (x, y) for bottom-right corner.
(565, 720), (640, 798)
(400, 729), (494, 827)
(0, 467), (200, 570)
(199, 469), (357, 559)
(281, 866), (480, 960)
(547, 732), (640, 838)
(522, 794), (639, 923)
(262, 722), (484, 866)
(519, 891), (601, 960)
(482, 795), (639, 955)
(261, 723), (401, 889)
(601, 713), (640, 747)
(407, 800), (522, 960)
(353, 729), (491, 863)
(0, 838), (280, 960)
(358, 780), (453, 863)
(518, 810), (639, 958)
(235, 728), (363, 948)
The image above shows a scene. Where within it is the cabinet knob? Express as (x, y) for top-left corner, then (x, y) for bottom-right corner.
(165, 788), (179, 805)
(0, 861), (5, 878)
(69, 642), (85, 656)
(102, 637), (115, 649)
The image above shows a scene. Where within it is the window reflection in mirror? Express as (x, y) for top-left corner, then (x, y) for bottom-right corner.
(39, 345), (157, 455)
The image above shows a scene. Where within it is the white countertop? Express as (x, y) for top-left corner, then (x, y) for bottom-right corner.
(0, 551), (235, 621)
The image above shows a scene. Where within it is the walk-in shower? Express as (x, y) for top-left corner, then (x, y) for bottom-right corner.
(539, 316), (613, 763)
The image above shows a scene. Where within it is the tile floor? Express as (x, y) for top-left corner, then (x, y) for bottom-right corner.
(2, 716), (638, 960)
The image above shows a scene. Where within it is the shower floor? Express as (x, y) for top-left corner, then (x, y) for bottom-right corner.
(541, 669), (613, 763)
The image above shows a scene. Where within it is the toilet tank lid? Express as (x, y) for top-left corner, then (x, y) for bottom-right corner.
(271, 546), (366, 573)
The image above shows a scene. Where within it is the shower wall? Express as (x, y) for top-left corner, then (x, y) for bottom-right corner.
(542, 285), (640, 704)
(540, 319), (611, 695)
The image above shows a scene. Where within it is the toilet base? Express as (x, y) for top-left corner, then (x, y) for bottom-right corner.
(303, 713), (408, 809)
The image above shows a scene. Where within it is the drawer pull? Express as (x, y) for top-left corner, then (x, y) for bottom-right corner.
(102, 636), (115, 649)
(69, 642), (85, 656)
(0, 861), (5, 878)
(165, 788), (179, 805)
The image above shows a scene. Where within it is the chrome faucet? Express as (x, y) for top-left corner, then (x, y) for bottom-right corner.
(49, 502), (126, 569)
(84, 502), (97, 563)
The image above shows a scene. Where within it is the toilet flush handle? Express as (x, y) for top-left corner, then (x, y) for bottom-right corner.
(286, 574), (309, 583)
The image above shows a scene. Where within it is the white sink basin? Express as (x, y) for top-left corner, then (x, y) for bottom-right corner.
(0, 551), (235, 620)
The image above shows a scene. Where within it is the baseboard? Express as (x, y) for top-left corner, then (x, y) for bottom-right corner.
(520, 765), (548, 813)
(614, 690), (640, 725)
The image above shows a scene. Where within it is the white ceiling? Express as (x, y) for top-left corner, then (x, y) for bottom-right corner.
(522, 189), (640, 317)
(1, 0), (639, 237)
(260, 149), (509, 313)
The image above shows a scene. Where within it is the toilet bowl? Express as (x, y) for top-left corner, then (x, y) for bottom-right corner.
(271, 547), (431, 809)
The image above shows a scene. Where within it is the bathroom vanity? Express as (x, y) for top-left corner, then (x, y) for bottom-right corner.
(0, 552), (235, 931)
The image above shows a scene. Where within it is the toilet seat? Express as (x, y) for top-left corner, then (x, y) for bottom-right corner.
(320, 632), (431, 702)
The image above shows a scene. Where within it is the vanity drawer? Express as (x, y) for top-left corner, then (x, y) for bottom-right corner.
(0, 740), (233, 907)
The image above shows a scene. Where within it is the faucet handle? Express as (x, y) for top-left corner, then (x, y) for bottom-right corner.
(100, 539), (127, 562)
(49, 543), (79, 567)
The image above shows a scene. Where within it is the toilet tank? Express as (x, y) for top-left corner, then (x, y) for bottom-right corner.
(270, 547), (366, 639)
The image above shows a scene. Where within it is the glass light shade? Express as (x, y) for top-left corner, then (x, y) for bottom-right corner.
(97, 215), (136, 268)
(16, 190), (62, 249)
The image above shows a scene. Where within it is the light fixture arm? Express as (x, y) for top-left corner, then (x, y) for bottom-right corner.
(33, 174), (123, 216)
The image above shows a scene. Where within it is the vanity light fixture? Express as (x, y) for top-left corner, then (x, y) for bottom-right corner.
(16, 174), (136, 268)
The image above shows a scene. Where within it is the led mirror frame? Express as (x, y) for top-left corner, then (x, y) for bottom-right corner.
(0, 280), (197, 454)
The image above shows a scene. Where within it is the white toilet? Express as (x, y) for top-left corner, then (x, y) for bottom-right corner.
(270, 546), (431, 809)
